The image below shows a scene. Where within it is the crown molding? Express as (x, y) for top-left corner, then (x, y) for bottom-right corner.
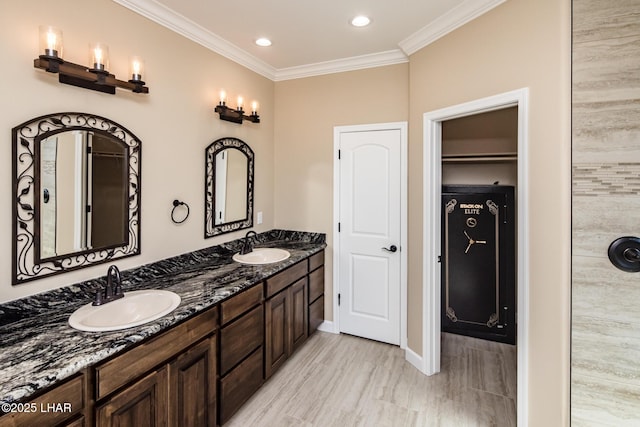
(113, 0), (505, 82)
(273, 50), (408, 81)
(399, 0), (507, 56)
(112, 0), (278, 80)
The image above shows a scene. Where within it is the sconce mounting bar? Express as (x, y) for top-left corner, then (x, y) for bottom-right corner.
(34, 57), (149, 94)
(215, 104), (260, 124)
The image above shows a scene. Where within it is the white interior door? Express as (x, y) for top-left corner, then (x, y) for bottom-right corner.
(338, 128), (402, 345)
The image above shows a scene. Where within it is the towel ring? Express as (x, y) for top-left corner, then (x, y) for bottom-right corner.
(171, 200), (190, 224)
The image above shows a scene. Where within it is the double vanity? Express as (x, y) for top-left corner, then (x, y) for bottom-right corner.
(0, 230), (326, 426)
(4, 112), (324, 426)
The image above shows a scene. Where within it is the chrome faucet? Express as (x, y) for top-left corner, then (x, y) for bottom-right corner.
(240, 231), (258, 255)
(93, 265), (125, 306)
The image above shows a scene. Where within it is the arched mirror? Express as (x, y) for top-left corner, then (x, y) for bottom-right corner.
(12, 112), (141, 284)
(205, 137), (254, 237)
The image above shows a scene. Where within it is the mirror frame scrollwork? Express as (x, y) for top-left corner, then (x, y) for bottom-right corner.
(205, 137), (254, 237)
(12, 112), (141, 285)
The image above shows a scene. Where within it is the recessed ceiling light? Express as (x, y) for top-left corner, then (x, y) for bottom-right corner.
(255, 37), (272, 47)
(350, 15), (371, 27)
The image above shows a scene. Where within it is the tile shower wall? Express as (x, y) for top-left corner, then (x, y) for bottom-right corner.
(572, 1), (640, 425)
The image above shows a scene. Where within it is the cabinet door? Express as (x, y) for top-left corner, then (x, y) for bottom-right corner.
(265, 290), (289, 379)
(168, 336), (216, 427)
(290, 278), (308, 352)
(96, 367), (168, 427)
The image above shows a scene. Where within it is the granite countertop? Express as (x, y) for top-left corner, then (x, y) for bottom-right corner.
(0, 229), (325, 405)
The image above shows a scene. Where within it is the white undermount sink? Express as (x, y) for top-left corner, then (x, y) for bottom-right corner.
(68, 290), (181, 332)
(233, 248), (291, 265)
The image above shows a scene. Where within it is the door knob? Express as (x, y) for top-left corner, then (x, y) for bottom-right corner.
(382, 245), (398, 253)
(608, 236), (640, 272)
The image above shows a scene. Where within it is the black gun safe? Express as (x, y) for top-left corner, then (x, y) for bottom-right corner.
(441, 185), (516, 344)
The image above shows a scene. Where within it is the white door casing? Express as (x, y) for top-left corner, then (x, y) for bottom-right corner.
(333, 122), (407, 348)
(421, 88), (529, 426)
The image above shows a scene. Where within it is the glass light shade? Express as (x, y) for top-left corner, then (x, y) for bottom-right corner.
(89, 43), (109, 72)
(129, 56), (144, 81)
(39, 26), (63, 58)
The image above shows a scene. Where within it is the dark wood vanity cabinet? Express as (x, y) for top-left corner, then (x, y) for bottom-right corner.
(218, 285), (264, 425)
(95, 306), (218, 427)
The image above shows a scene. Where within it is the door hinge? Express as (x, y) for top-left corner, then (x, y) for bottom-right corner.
(86, 205), (91, 213)
(437, 255), (441, 263)
(338, 293), (341, 306)
(338, 222), (341, 232)
(338, 149), (341, 159)
(86, 146), (92, 154)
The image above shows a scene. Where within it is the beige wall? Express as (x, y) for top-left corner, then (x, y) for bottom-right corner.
(0, 0), (275, 302)
(273, 64), (410, 320)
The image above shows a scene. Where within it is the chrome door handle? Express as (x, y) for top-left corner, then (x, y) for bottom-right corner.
(382, 245), (398, 253)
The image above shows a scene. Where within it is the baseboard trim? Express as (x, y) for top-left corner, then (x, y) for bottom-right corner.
(317, 320), (338, 334)
(405, 346), (424, 373)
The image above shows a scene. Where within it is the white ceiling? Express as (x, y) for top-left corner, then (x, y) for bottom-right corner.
(113, 0), (506, 81)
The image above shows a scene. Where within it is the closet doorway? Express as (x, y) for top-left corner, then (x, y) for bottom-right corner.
(421, 88), (529, 426)
(441, 108), (517, 345)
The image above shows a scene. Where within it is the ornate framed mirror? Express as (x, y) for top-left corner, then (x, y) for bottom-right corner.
(205, 137), (254, 237)
(12, 112), (141, 284)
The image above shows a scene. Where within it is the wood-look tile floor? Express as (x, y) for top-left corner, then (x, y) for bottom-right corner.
(226, 332), (517, 427)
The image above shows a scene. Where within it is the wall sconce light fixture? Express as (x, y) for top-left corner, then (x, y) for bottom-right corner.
(215, 90), (260, 124)
(34, 26), (149, 95)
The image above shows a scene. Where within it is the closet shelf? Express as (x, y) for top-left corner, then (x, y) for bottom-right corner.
(442, 152), (517, 163)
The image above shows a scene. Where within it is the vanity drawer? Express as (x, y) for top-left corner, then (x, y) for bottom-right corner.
(265, 260), (307, 298)
(308, 266), (324, 303)
(219, 347), (263, 425)
(220, 284), (263, 326)
(309, 295), (324, 334)
(94, 306), (217, 400)
(0, 373), (84, 427)
(309, 250), (324, 271)
(220, 305), (264, 375)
